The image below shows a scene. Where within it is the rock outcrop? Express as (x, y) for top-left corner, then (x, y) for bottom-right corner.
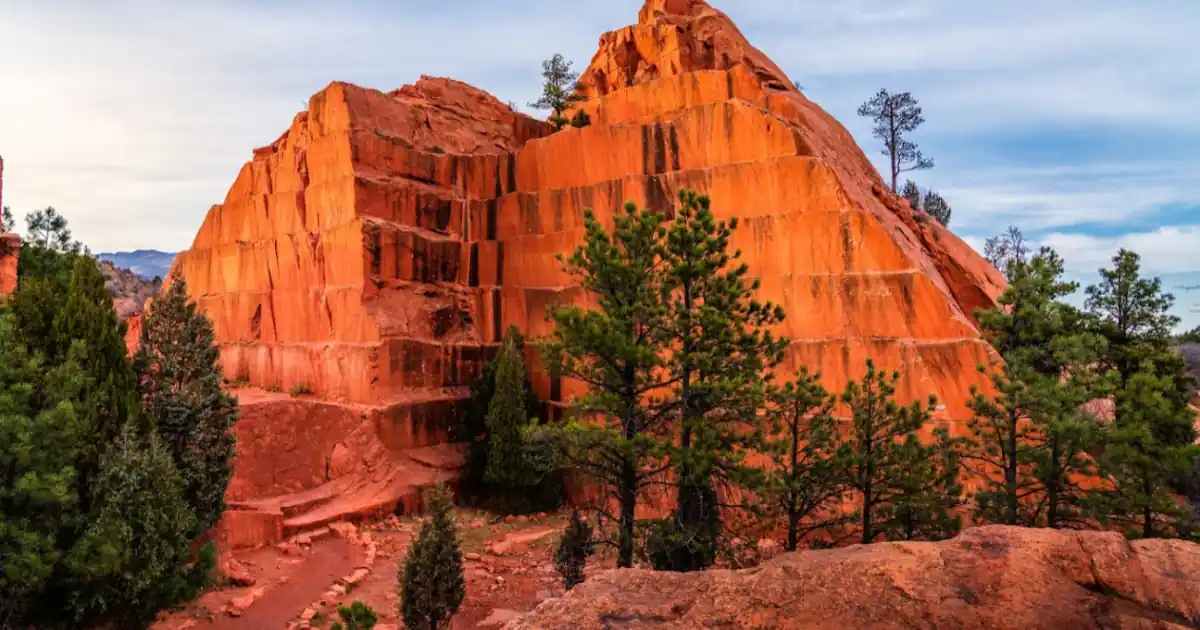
(0, 155), (17, 297)
(0, 233), (18, 296)
(508, 526), (1200, 630)
(171, 0), (1004, 543)
(100, 260), (162, 318)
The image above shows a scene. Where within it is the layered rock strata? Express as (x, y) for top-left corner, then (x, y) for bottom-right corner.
(173, 0), (1005, 542)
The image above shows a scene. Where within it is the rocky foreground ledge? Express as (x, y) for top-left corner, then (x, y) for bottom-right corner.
(507, 526), (1200, 629)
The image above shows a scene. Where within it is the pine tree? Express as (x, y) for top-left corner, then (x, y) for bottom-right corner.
(483, 328), (537, 489)
(399, 486), (465, 630)
(840, 360), (940, 544)
(655, 189), (787, 571)
(554, 510), (595, 590)
(133, 274), (238, 531)
(459, 328), (539, 496)
(901, 180), (922, 211)
(530, 54), (585, 130)
(52, 257), (142, 470)
(0, 310), (87, 625)
(857, 89), (934, 192)
(922, 190), (951, 227)
(762, 369), (851, 551)
(965, 250), (1081, 525)
(879, 430), (962, 541)
(967, 248), (1112, 529)
(541, 202), (671, 568)
(18, 206), (84, 285)
(1086, 249), (1195, 446)
(1097, 367), (1197, 538)
(64, 424), (202, 629)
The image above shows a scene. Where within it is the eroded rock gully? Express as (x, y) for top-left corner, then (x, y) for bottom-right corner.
(171, 0), (1006, 545)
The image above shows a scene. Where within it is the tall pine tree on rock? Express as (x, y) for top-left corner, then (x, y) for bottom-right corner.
(133, 274), (238, 531)
(654, 189), (787, 571)
(965, 249), (1082, 526)
(762, 369), (851, 551)
(541, 202), (672, 568)
(840, 360), (947, 544)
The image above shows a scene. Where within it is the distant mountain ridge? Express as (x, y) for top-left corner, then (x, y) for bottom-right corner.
(96, 249), (176, 280)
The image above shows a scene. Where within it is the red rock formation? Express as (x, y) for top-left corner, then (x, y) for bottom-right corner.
(0, 233), (18, 297)
(172, 0), (1004, 542)
(507, 526), (1200, 629)
(0, 155), (17, 297)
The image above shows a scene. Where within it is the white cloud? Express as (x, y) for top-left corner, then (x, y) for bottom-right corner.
(0, 0), (1197, 254)
(1041, 226), (1200, 277)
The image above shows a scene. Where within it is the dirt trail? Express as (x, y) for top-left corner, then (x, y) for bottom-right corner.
(158, 537), (360, 629)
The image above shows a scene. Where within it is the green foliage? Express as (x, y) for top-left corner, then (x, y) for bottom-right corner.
(1096, 366), (1197, 538)
(857, 89), (934, 192)
(484, 329), (539, 486)
(645, 475), (720, 572)
(541, 201), (672, 568)
(879, 430), (963, 541)
(1, 205), (13, 232)
(0, 310), (86, 624)
(554, 510), (595, 590)
(331, 600), (378, 630)
(1179, 326), (1200, 344)
(400, 486), (465, 630)
(569, 109), (592, 128)
(63, 424), (203, 629)
(840, 360), (949, 543)
(901, 180), (921, 211)
(655, 189), (788, 571)
(530, 54), (586, 130)
(458, 327), (542, 508)
(1086, 249), (1195, 447)
(922, 190), (951, 227)
(133, 274), (238, 531)
(53, 256), (143, 446)
(17, 206), (85, 285)
(762, 369), (850, 551)
(899, 180), (952, 227)
(967, 249), (1082, 525)
(1, 241), (217, 627)
(968, 248), (1113, 529)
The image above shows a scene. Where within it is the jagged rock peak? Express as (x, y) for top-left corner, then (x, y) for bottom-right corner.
(579, 0), (793, 97)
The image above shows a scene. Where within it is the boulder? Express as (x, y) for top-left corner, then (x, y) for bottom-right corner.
(507, 526), (1200, 629)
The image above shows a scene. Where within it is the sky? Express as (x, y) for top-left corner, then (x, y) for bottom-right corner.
(0, 0), (1197, 329)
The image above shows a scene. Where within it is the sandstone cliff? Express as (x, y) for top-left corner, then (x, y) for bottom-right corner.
(171, 0), (1005, 543)
(508, 526), (1200, 629)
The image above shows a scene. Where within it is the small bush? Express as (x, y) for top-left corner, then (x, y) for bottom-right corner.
(331, 600), (377, 630)
(290, 383), (313, 397)
(400, 486), (465, 630)
(554, 510), (595, 589)
(569, 109), (591, 128)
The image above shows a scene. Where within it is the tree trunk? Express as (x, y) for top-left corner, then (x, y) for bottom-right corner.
(618, 457), (637, 568)
(1005, 412), (1019, 525)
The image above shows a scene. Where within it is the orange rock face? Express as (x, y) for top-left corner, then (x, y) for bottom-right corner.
(173, 0), (1004, 538)
(0, 233), (18, 297)
(508, 526), (1200, 629)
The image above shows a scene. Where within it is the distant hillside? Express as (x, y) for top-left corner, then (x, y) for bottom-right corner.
(97, 250), (176, 280)
(99, 260), (162, 318)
